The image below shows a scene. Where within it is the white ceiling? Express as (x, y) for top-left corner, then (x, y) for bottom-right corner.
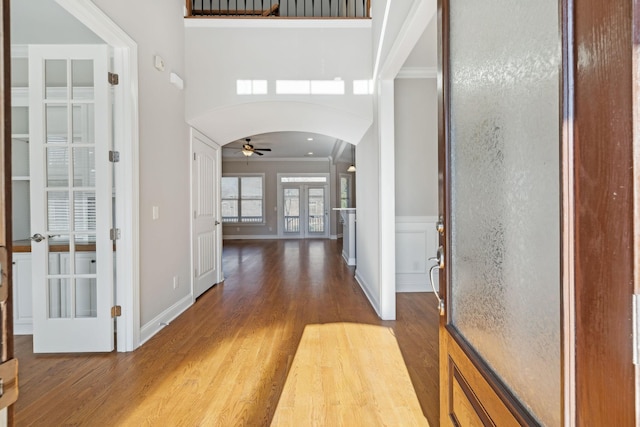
(222, 131), (354, 162)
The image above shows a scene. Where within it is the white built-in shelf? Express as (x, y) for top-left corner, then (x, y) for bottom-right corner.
(11, 176), (29, 181)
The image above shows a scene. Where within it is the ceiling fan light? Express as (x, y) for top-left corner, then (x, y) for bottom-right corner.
(242, 149), (253, 157)
(347, 164), (356, 172)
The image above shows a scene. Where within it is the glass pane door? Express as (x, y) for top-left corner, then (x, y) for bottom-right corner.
(30, 45), (113, 353)
(307, 187), (325, 234)
(44, 57), (98, 319)
(283, 187), (300, 233)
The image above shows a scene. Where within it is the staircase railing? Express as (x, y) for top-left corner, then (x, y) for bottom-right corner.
(186, 0), (371, 18)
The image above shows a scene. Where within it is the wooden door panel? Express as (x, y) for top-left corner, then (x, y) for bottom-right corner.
(441, 331), (519, 427)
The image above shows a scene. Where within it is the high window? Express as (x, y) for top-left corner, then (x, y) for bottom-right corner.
(221, 175), (264, 223)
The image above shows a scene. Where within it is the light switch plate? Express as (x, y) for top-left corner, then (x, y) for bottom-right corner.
(154, 55), (165, 71)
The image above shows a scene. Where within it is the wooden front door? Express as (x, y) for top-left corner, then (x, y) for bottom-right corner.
(437, 0), (563, 424)
(1, 0), (18, 421)
(437, 0), (637, 425)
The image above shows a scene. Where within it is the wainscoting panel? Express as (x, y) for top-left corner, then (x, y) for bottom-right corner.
(396, 216), (439, 293)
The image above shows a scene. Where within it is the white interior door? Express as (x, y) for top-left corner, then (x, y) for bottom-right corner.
(29, 45), (113, 353)
(192, 131), (221, 299)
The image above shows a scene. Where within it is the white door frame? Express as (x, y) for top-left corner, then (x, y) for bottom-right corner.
(190, 127), (223, 301)
(371, 0), (434, 320)
(56, 0), (140, 352)
(277, 173), (330, 238)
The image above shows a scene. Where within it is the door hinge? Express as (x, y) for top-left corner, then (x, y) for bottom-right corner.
(110, 228), (121, 241)
(193, 153), (196, 161)
(111, 305), (122, 318)
(108, 72), (119, 86)
(0, 359), (18, 410)
(109, 151), (120, 163)
(634, 295), (639, 365)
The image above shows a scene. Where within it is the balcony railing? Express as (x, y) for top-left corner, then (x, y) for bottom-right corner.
(186, 0), (371, 18)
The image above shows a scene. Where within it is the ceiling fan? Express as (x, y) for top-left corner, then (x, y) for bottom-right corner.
(241, 138), (272, 157)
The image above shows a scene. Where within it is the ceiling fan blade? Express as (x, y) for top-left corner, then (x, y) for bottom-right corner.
(255, 148), (272, 151)
(254, 151), (264, 156)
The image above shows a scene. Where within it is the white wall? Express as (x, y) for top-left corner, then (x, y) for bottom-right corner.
(394, 78), (437, 217)
(90, 0), (191, 327)
(354, 125), (381, 312)
(371, 0), (415, 74)
(394, 78), (439, 292)
(351, 0), (436, 318)
(11, 0), (103, 45)
(184, 23), (373, 145)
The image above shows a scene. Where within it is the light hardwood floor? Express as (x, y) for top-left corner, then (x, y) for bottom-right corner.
(14, 239), (439, 426)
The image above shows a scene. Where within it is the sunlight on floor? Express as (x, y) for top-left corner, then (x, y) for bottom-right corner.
(271, 322), (430, 426)
(118, 320), (290, 426)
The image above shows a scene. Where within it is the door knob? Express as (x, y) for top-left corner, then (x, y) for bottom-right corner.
(30, 233), (45, 243)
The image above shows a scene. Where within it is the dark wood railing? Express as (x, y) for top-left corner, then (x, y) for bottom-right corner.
(186, 0), (371, 18)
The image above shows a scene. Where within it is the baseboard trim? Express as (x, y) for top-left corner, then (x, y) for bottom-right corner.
(354, 269), (381, 318)
(14, 323), (32, 335)
(139, 294), (193, 346)
(342, 250), (356, 266)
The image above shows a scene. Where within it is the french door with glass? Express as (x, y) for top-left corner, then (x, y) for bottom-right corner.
(281, 183), (328, 238)
(29, 45), (114, 353)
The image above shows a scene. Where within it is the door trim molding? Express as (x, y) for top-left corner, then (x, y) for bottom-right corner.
(56, 0), (140, 352)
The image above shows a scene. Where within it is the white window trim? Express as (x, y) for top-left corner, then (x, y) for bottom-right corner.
(221, 173), (266, 225)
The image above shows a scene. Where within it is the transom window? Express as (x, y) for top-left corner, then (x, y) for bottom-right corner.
(221, 175), (264, 223)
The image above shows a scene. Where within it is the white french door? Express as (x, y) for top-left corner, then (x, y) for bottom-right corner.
(192, 130), (221, 299)
(29, 45), (114, 353)
(281, 183), (329, 238)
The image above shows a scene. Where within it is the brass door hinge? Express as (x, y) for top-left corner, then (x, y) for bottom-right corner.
(108, 72), (119, 86)
(111, 305), (122, 318)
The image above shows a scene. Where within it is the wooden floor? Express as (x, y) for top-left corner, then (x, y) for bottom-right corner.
(14, 239), (439, 426)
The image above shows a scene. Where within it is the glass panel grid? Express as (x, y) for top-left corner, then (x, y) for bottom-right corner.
(45, 59), (67, 100)
(222, 176), (264, 223)
(307, 188), (325, 233)
(284, 188), (300, 233)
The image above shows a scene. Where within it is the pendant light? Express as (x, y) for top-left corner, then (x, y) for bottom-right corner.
(347, 144), (356, 172)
